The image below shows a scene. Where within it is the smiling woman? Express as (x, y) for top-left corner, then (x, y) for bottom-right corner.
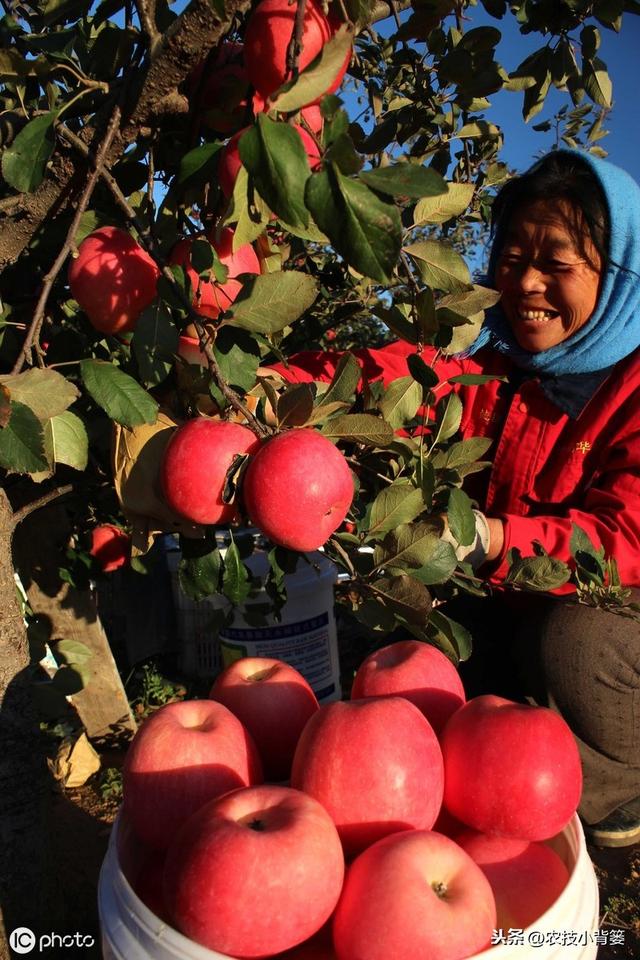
(272, 149), (640, 848)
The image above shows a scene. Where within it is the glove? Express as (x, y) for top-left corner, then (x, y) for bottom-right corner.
(440, 509), (491, 571)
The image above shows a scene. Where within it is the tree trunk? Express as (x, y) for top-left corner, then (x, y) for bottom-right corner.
(0, 489), (63, 959)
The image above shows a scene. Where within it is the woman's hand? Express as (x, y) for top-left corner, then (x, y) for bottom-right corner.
(484, 517), (505, 563)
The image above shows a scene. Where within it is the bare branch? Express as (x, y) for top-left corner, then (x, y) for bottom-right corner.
(286, 0), (308, 81)
(10, 484), (74, 532)
(135, 0), (161, 53)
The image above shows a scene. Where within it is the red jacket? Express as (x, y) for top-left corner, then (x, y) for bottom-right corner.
(273, 341), (640, 589)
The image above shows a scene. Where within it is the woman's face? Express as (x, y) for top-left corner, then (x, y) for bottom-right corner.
(494, 199), (603, 353)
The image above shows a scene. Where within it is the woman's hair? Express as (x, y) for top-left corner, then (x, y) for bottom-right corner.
(490, 151), (610, 270)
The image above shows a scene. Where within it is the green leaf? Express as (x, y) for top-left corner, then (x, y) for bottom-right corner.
(179, 536), (223, 602)
(505, 553), (571, 591)
(178, 142), (221, 186)
(224, 165), (272, 248)
(437, 286), (501, 318)
(214, 326), (261, 393)
(321, 414), (394, 446)
(427, 608), (472, 661)
(277, 383), (316, 427)
(455, 121), (501, 139)
(379, 376), (422, 429)
(0, 401), (48, 473)
(448, 373), (507, 386)
(305, 166), (402, 283)
(370, 573), (432, 626)
(480, 0), (506, 15)
(359, 163), (447, 199)
(368, 482), (426, 539)
(407, 354), (439, 391)
(321, 352), (362, 406)
(54, 639), (92, 667)
(434, 392), (463, 443)
(440, 437), (493, 469)
(582, 57), (613, 108)
(132, 300), (179, 387)
(414, 182), (475, 224)
(0, 368), (79, 420)
(375, 521), (456, 586)
(405, 240), (472, 293)
(229, 270), (319, 334)
(447, 487), (476, 547)
(580, 25), (600, 60)
(271, 25), (353, 112)
(44, 410), (88, 471)
(80, 360), (158, 427)
(1, 111), (56, 192)
(239, 115), (311, 228)
(441, 311), (485, 355)
(222, 537), (252, 605)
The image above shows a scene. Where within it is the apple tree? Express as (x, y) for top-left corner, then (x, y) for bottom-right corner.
(0, 0), (638, 943)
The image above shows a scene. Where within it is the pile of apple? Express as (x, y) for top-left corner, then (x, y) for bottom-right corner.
(119, 640), (583, 960)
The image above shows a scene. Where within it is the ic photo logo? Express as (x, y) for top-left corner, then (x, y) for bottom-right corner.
(9, 929), (36, 954)
(9, 928), (95, 954)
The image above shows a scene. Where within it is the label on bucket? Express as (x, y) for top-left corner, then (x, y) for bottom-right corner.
(219, 612), (338, 702)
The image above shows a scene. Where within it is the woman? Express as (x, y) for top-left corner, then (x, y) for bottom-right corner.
(272, 149), (640, 847)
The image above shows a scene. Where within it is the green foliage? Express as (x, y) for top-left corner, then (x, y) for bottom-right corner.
(1, 0), (638, 672)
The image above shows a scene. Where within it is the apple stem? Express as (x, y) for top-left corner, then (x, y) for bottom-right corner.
(431, 881), (448, 900)
(248, 818), (266, 831)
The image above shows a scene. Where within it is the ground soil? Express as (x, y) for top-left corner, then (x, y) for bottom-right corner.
(48, 758), (639, 960)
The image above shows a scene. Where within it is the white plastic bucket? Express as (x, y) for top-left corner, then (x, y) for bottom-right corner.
(99, 814), (599, 960)
(167, 536), (341, 703)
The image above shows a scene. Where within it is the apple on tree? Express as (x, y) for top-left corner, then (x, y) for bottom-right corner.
(122, 699), (263, 850)
(89, 523), (130, 572)
(209, 657), (320, 782)
(332, 829), (497, 960)
(242, 428), (354, 552)
(188, 42), (250, 134)
(68, 226), (160, 335)
(163, 784), (345, 958)
(350, 639), (466, 738)
(455, 829), (570, 931)
(168, 226), (260, 320)
(160, 417), (260, 525)
(291, 697), (444, 857)
(243, 0), (349, 109)
(441, 694), (583, 841)
(218, 124), (322, 199)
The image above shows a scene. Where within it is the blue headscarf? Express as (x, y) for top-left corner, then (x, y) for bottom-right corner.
(466, 149), (640, 377)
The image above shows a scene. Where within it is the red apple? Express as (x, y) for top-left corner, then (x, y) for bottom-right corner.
(168, 227), (260, 319)
(209, 657), (320, 782)
(456, 829), (570, 930)
(332, 830), (497, 960)
(68, 226), (160, 334)
(190, 42), (251, 134)
(90, 523), (130, 572)
(242, 428), (354, 552)
(441, 695), (583, 841)
(350, 639), (466, 738)
(291, 697), (444, 857)
(300, 104), (323, 136)
(243, 0), (332, 105)
(122, 699), (263, 850)
(160, 417), (260, 525)
(218, 124), (322, 199)
(163, 785), (345, 957)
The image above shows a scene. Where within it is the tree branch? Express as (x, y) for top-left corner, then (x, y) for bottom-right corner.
(0, 0), (253, 273)
(286, 0), (308, 81)
(10, 484), (74, 532)
(11, 106), (122, 375)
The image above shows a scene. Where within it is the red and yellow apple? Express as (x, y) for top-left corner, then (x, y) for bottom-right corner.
(122, 699), (263, 849)
(350, 639), (466, 738)
(441, 694), (583, 841)
(209, 657), (320, 782)
(332, 830), (497, 960)
(163, 784), (345, 957)
(291, 697), (444, 857)
(243, 428), (354, 552)
(68, 226), (159, 334)
(160, 417), (259, 525)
